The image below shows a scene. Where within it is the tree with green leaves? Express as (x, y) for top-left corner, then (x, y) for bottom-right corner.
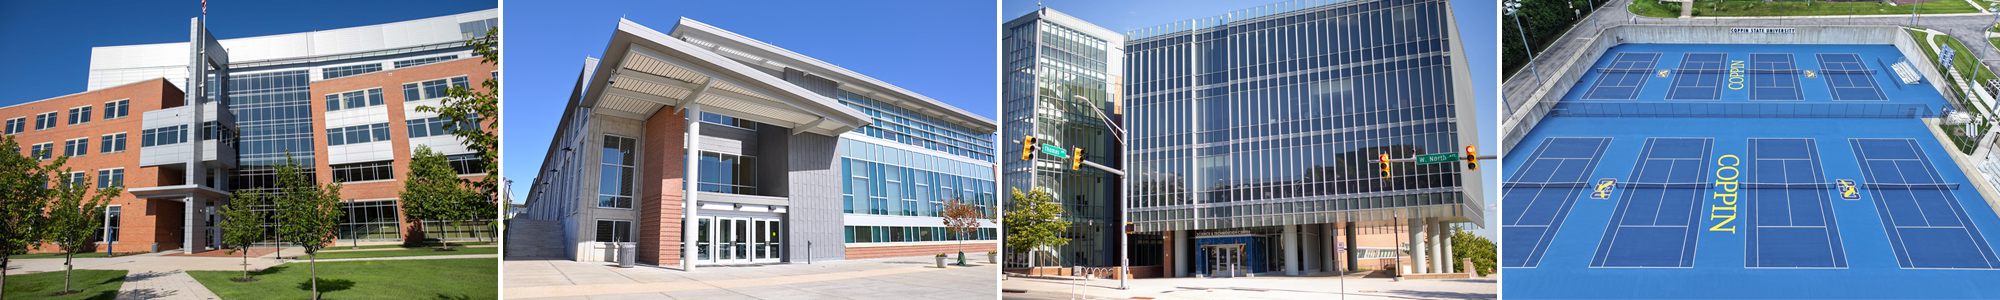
(41, 156), (121, 296)
(1450, 225), (1497, 276)
(0, 135), (56, 299)
(418, 26), (499, 241)
(219, 190), (268, 282)
(269, 156), (345, 300)
(401, 146), (480, 250)
(1003, 188), (1069, 269)
(940, 195), (986, 266)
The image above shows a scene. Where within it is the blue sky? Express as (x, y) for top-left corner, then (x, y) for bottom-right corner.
(0, 0), (496, 106)
(1000, 0), (1501, 240)
(502, 1), (997, 203)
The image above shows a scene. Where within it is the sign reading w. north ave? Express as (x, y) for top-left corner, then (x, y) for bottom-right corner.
(1414, 152), (1460, 164)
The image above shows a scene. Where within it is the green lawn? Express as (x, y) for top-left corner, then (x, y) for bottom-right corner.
(188, 258), (496, 300)
(1643, 0), (1977, 17)
(309, 246), (498, 260)
(1629, 0), (1684, 18)
(2, 270), (126, 300)
(343, 241), (495, 250)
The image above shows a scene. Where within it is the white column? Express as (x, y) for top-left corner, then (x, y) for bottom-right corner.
(1430, 220), (1445, 274)
(1173, 231), (1189, 277)
(1282, 224), (1299, 276)
(184, 197), (199, 254)
(1443, 222), (1456, 273)
(1323, 223), (1336, 272)
(683, 104), (701, 272)
(1408, 218), (1426, 274)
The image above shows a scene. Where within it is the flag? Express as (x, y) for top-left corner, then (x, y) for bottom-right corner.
(202, 0), (206, 15)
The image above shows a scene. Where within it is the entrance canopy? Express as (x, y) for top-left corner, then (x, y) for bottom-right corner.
(577, 18), (871, 136)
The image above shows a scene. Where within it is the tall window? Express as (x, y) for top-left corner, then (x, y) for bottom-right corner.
(100, 133), (126, 153)
(3, 117), (22, 134)
(595, 220), (632, 243)
(325, 88), (385, 111)
(402, 76), (470, 101)
(95, 206), (120, 243)
(330, 161), (394, 182)
(104, 100), (129, 120)
(97, 169), (124, 188)
(67, 106), (91, 125)
(326, 123), (391, 146)
(697, 152), (758, 194)
(599, 136), (636, 209)
(62, 138), (88, 157)
(34, 112), (56, 130)
(338, 200), (401, 241)
(30, 143), (52, 160)
(140, 125), (188, 147)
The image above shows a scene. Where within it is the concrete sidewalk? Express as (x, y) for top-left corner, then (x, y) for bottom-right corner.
(1000, 273), (1497, 300)
(505, 255), (997, 299)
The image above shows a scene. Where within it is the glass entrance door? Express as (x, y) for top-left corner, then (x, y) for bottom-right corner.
(1205, 244), (1246, 277)
(703, 216), (782, 264)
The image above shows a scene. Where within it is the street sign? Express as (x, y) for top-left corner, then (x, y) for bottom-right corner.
(1414, 152), (1460, 164)
(1040, 144), (1068, 158)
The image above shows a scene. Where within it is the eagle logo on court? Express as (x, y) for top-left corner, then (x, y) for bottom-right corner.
(1657, 69), (1671, 78)
(1804, 70), (1818, 78)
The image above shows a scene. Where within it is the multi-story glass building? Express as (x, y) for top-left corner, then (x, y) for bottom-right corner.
(1121, 0), (1483, 277)
(1001, 7), (1129, 271)
(6, 9), (499, 254)
(517, 18), (999, 267)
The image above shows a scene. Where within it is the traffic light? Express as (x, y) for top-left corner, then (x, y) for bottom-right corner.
(1071, 147), (1086, 170)
(1020, 136), (1036, 161)
(1465, 145), (1479, 170)
(1379, 153), (1392, 178)
(1124, 222), (1136, 234)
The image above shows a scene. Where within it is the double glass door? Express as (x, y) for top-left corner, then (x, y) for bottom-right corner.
(1206, 244), (1246, 277)
(697, 215), (781, 264)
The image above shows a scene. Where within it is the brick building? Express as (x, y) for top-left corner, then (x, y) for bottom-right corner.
(5, 9), (498, 254)
(519, 18), (999, 269)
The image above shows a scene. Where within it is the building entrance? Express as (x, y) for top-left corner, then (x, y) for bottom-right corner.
(1205, 244), (1246, 277)
(697, 215), (781, 264)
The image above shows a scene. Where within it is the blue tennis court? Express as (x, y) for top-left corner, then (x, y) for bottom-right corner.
(1852, 138), (2000, 269)
(1582, 53), (1660, 100)
(1665, 53), (1726, 100)
(1749, 53), (1805, 101)
(1502, 137), (1613, 268)
(1746, 138), (1848, 268)
(1590, 138), (1711, 268)
(1819, 53), (1889, 101)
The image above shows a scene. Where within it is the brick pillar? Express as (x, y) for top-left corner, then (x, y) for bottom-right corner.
(638, 109), (689, 266)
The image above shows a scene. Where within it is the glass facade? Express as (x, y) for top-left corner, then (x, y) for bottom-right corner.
(338, 200), (401, 241)
(1001, 11), (1123, 268)
(839, 138), (997, 219)
(1123, 0), (1465, 232)
(222, 70), (317, 192)
(844, 226), (997, 243)
(834, 91), (995, 162)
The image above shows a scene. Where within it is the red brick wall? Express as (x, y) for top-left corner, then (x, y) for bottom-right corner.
(846, 243), (998, 260)
(638, 109), (688, 266)
(305, 57), (496, 246)
(3, 79), (182, 253)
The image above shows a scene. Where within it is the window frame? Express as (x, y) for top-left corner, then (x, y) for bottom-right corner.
(34, 112), (57, 130)
(66, 105), (92, 125)
(97, 168), (124, 189)
(102, 99), (130, 120)
(400, 76), (472, 102)
(597, 135), (638, 209)
(594, 219), (633, 243)
(62, 137), (88, 158)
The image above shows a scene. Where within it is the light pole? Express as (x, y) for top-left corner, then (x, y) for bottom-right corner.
(1070, 95), (1130, 290)
(1507, 1), (1548, 91)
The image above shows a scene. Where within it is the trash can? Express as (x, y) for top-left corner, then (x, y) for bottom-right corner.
(616, 242), (637, 268)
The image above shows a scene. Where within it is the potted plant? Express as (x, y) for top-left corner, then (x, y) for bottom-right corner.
(935, 253), (948, 268)
(987, 251), (998, 264)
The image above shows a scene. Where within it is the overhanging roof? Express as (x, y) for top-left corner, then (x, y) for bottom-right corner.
(578, 19), (871, 136)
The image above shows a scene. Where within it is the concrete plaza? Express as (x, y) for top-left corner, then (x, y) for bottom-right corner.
(503, 255), (998, 299)
(1000, 272), (1497, 300)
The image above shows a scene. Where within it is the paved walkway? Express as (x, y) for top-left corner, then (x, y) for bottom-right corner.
(505, 255), (997, 299)
(1000, 273), (1498, 300)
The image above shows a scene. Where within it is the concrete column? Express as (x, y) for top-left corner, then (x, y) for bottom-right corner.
(1323, 223), (1336, 272)
(683, 104), (701, 272)
(1430, 220), (1445, 274)
(1173, 230), (1190, 278)
(1282, 224), (1299, 276)
(184, 197), (198, 254)
(1345, 221), (1359, 272)
(1443, 222), (1456, 273)
(1408, 218), (1426, 274)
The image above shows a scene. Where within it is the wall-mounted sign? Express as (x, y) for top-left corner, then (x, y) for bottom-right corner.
(1731, 28), (1796, 34)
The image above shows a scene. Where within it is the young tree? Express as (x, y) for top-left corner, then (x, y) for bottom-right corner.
(219, 191), (269, 282)
(400, 146), (479, 250)
(418, 27), (500, 243)
(1450, 225), (1498, 276)
(0, 135), (56, 299)
(940, 195), (987, 266)
(42, 161), (120, 296)
(1003, 188), (1069, 269)
(270, 156), (345, 300)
